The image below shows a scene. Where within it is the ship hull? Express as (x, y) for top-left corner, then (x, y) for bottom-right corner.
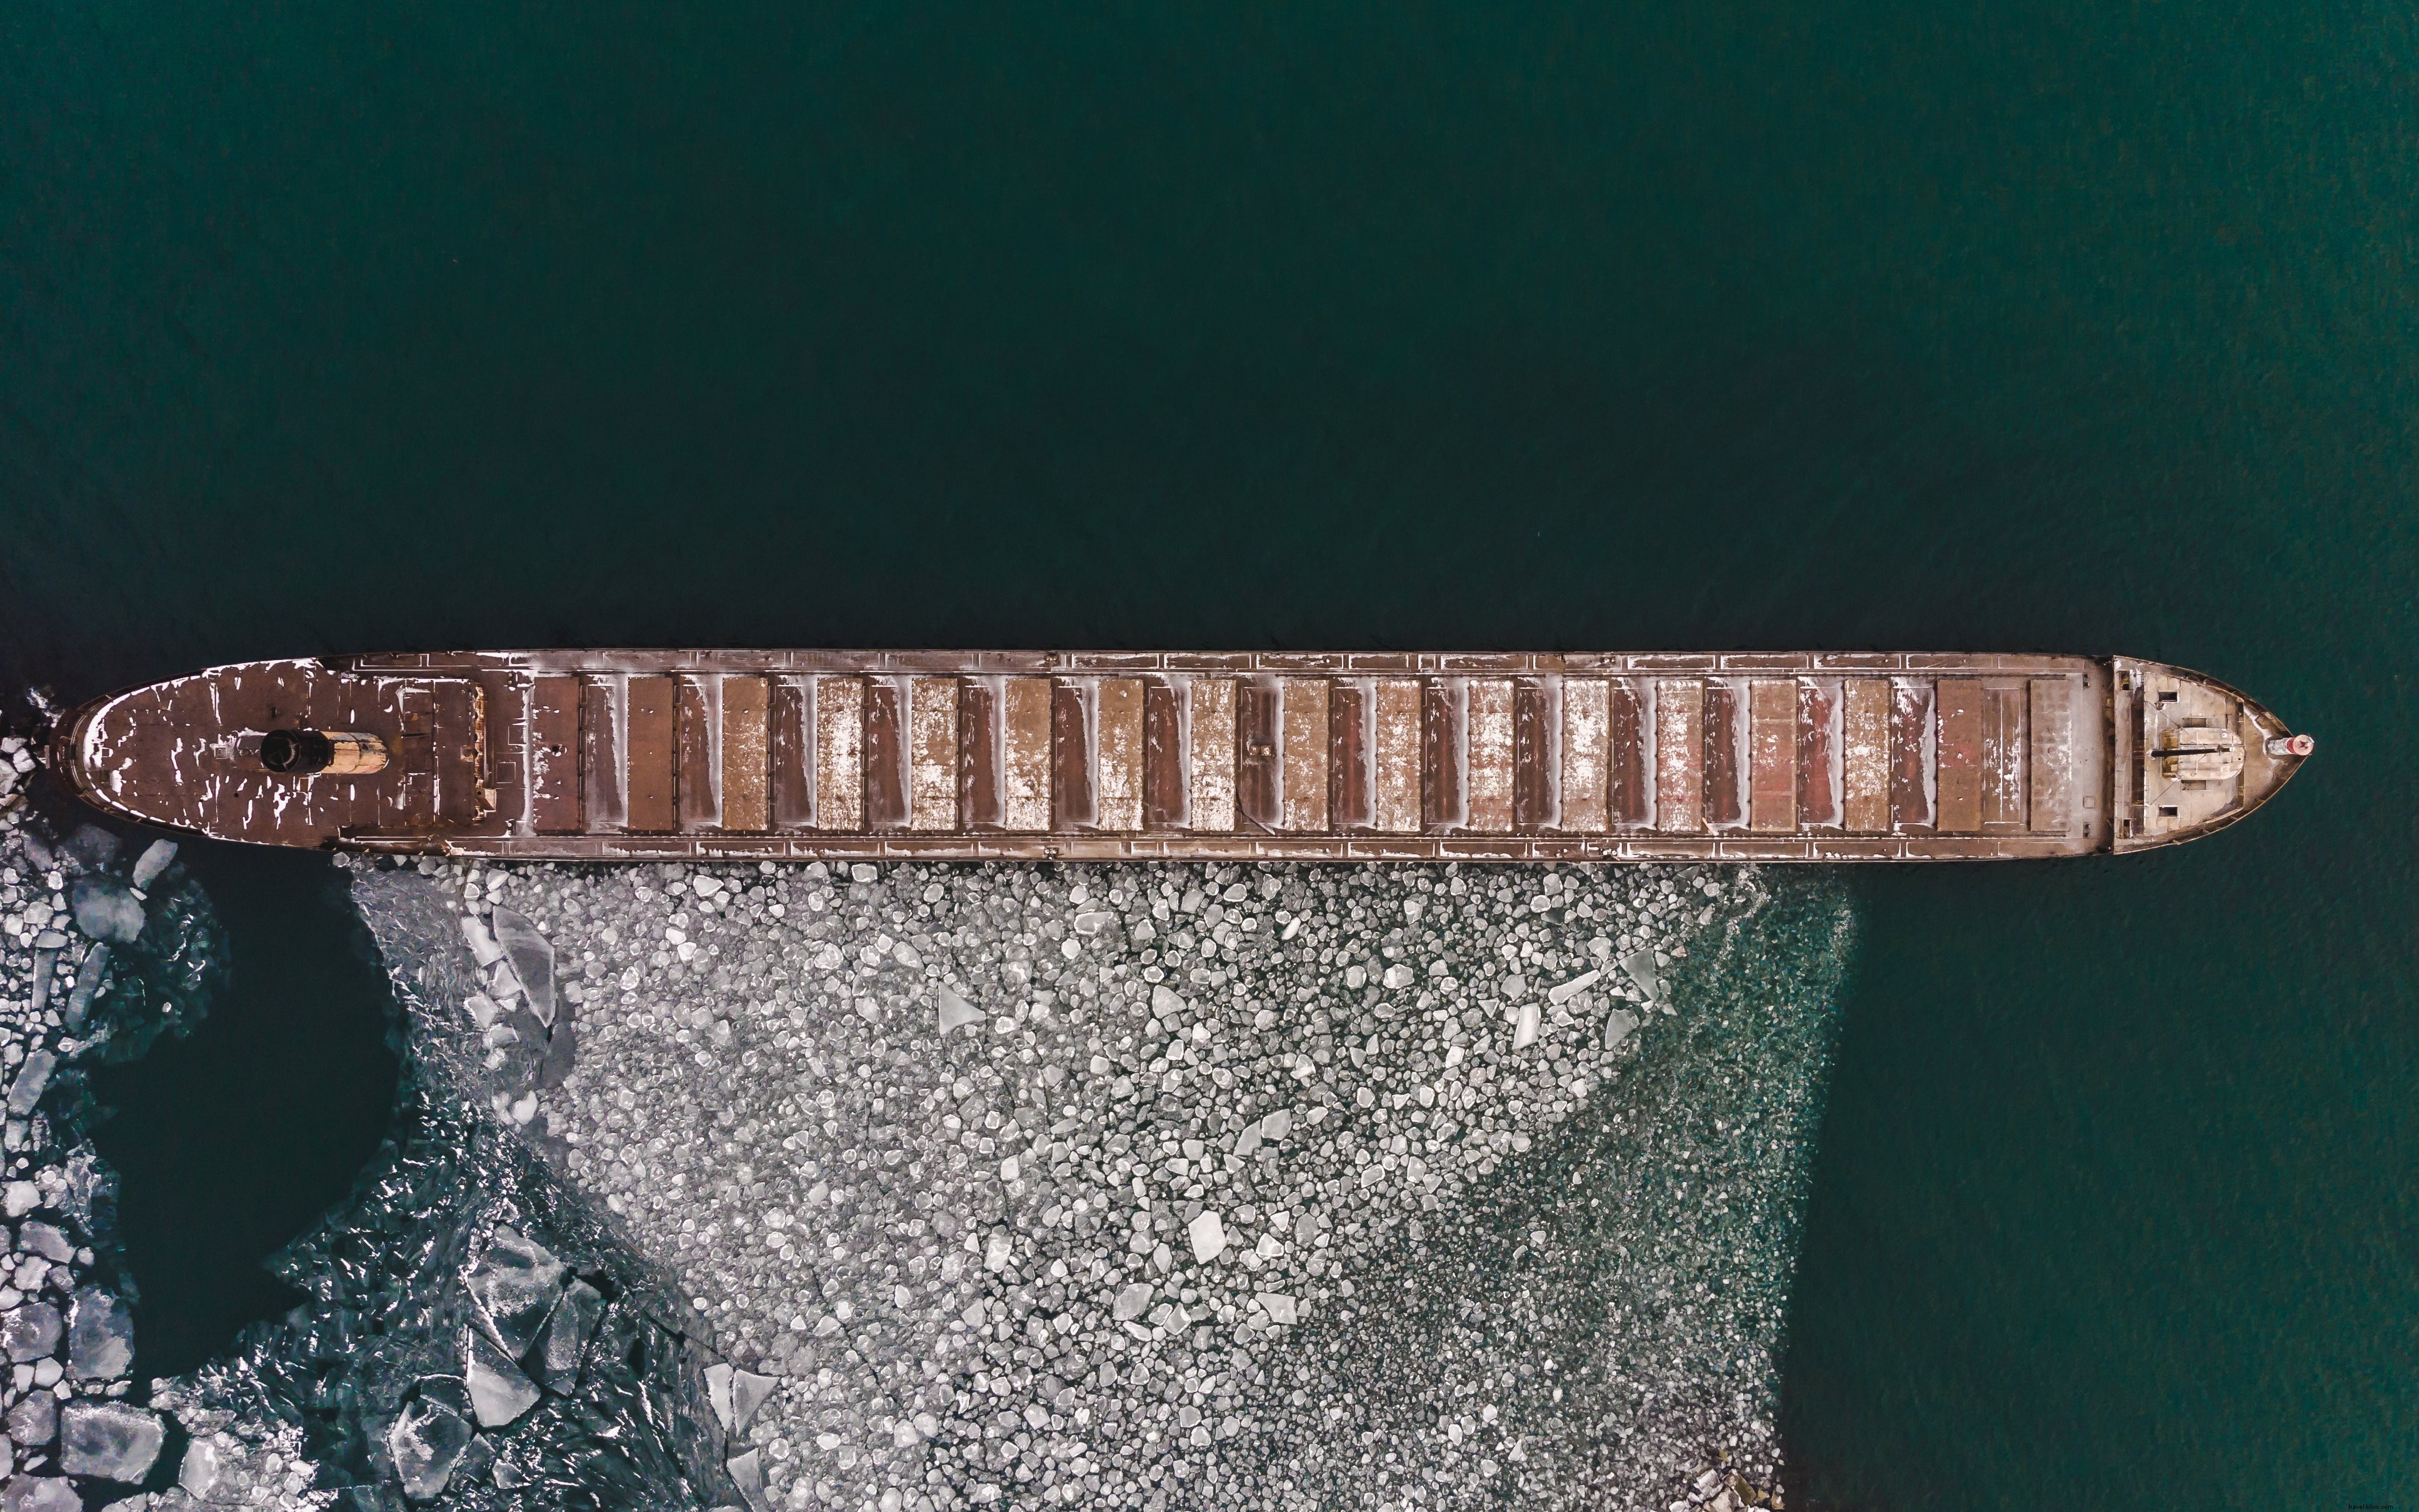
(53, 650), (2309, 863)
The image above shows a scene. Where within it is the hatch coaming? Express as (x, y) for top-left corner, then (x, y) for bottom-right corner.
(328, 650), (2113, 861)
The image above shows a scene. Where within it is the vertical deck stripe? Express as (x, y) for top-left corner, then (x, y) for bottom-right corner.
(771, 678), (813, 828)
(908, 676), (958, 831)
(676, 676), (718, 831)
(1188, 677), (1236, 833)
(863, 678), (908, 829)
(1703, 680), (1743, 828)
(1560, 678), (1610, 834)
(1841, 678), (1891, 833)
(1466, 679), (1515, 833)
(958, 679), (1001, 830)
(528, 675), (583, 833)
(626, 675), (678, 833)
(1281, 678), (1330, 832)
(721, 676), (770, 832)
(580, 677), (625, 831)
(1748, 679), (1796, 833)
(1796, 679), (1839, 828)
(1422, 680), (1465, 830)
(1236, 682), (1280, 831)
(1935, 679), (1984, 833)
(2028, 678), (2074, 833)
(1512, 679), (1553, 834)
(1655, 678), (1705, 832)
(1096, 678), (1144, 832)
(1371, 679), (1423, 833)
(1000, 677), (1052, 832)
(1143, 681), (1185, 829)
(814, 676), (864, 831)
(1328, 681), (1370, 831)
(1609, 679), (1648, 826)
(1890, 679), (1933, 829)
(1051, 681), (1094, 831)
(1982, 684), (2027, 828)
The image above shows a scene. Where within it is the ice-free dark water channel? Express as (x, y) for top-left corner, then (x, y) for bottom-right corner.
(81, 836), (398, 1375)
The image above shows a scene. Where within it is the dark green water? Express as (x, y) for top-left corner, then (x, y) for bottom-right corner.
(3, 1), (2413, 1504)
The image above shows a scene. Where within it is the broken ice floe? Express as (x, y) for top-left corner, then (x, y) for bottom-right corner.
(344, 854), (1848, 1511)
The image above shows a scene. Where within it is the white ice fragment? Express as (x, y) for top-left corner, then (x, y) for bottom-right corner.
(705, 1362), (736, 1431)
(1258, 1293), (1298, 1325)
(3, 1183), (36, 1218)
(463, 993), (500, 1030)
(1382, 964), (1415, 990)
(1511, 1001), (1541, 1051)
(1344, 966), (1365, 989)
(1151, 984), (1184, 1021)
(999, 1156), (1021, 1183)
(1233, 1121), (1261, 1158)
(849, 864), (878, 883)
(1187, 1210), (1226, 1264)
(1547, 968), (1601, 1005)
(937, 988), (982, 1034)
(1603, 1009), (1641, 1051)
(1261, 1109), (1292, 1141)
(460, 914), (505, 968)
(488, 907), (556, 1026)
(984, 1232), (1013, 1273)
(1621, 949), (1661, 1000)
(129, 839), (178, 891)
(1073, 911), (1114, 937)
(1113, 1283), (1153, 1322)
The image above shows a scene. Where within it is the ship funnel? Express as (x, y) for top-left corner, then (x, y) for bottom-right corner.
(259, 729), (389, 776)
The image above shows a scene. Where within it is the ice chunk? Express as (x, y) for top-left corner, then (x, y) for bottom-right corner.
(6, 1051), (55, 1118)
(67, 1288), (133, 1381)
(731, 1369), (778, 1434)
(70, 879), (144, 944)
(128, 839), (178, 891)
(1603, 1008), (1641, 1051)
(1257, 1293), (1298, 1326)
(1381, 964), (1415, 990)
(464, 1327), (541, 1428)
(534, 1278), (604, 1393)
(1151, 984), (1184, 1022)
(5, 1391), (54, 1446)
(1511, 1000), (1541, 1051)
(1621, 949), (1661, 1000)
(1113, 1283), (1153, 1322)
(460, 913), (505, 968)
(386, 1393), (473, 1501)
(1233, 1121), (1261, 1158)
(63, 946), (112, 1028)
(983, 1231), (1012, 1273)
(466, 1226), (568, 1356)
(1547, 968), (1601, 1005)
(1261, 1109), (1293, 1142)
(705, 1361), (735, 1431)
(937, 988), (981, 1034)
(59, 1401), (164, 1483)
(2, 1302), (61, 1361)
(19, 1223), (72, 1263)
(0, 1478), (77, 1511)
(3, 1183), (36, 1219)
(1188, 1210), (1226, 1264)
(488, 907), (556, 1027)
(729, 1447), (771, 1512)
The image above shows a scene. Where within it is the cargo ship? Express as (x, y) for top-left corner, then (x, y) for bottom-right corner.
(49, 651), (2311, 863)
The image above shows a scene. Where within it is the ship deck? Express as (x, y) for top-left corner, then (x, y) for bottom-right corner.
(63, 651), (2126, 863)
